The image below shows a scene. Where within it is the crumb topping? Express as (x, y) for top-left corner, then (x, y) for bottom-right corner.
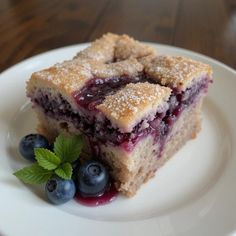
(28, 33), (213, 130)
(32, 59), (93, 93)
(30, 33), (156, 93)
(30, 34), (212, 94)
(75, 33), (118, 63)
(97, 82), (171, 132)
(144, 55), (212, 90)
(114, 34), (157, 60)
(92, 58), (143, 78)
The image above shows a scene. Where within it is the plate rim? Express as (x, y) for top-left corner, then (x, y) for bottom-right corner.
(1, 42), (235, 77)
(0, 43), (236, 236)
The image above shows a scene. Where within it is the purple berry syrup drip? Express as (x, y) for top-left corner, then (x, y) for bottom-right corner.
(75, 182), (118, 207)
(33, 75), (210, 154)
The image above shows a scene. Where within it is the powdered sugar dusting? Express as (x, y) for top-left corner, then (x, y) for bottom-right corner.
(31, 33), (156, 90)
(34, 62), (92, 91)
(115, 34), (157, 60)
(97, 82), (171, 132)
(28, 33), (212, 131)
(30, 33), (212, 96)
(92, 58), (143, 78)
(144, 55), (212, 90)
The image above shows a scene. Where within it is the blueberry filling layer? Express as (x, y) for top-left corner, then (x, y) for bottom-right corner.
(73, 75), (147, 111)
(32, 76), (210, 153)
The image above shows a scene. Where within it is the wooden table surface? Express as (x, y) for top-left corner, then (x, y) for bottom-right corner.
(0, 0), (236, 72)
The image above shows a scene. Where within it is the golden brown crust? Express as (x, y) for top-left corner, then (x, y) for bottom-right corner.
(97, 82), (171, 132)
(27, 34), (212, 98)
(75, 33), (118, 63)
(114, 34), (157, 60)
(27, 33), (155, 99)
(27, 58), (93, 96)
(27, 33), (212, 131)
(91, 58), (143, 78)
(143, 55), (213, 90)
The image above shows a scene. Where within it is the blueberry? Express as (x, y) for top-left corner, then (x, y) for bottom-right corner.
(77, 160), (109, 197)
(45, 176), (76, 205)
(19, 134), (50, 161)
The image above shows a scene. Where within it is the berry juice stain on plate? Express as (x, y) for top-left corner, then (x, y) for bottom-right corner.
(75, 183), (118, 207)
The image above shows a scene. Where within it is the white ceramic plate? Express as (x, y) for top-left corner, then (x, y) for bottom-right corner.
(0, 43), (235, 236)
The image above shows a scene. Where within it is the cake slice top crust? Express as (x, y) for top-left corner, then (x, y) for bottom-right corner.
(27, 33), (213, 134)
(114, 34), (157, 60)
(27, 33), (212, 98)
(143, 55), (213, 91)
(28, 59), (93, 96)
(75, 33), (118, 63)
(27, 33), (156, 96)
(97, 82), (171, 132)
(76, 33), (156, 62)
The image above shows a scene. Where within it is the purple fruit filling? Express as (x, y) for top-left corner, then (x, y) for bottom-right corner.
(73, 75), (147, 111)
(32, 75), (210, 153)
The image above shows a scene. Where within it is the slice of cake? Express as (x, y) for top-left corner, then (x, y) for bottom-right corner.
(26, 33), (212, 196)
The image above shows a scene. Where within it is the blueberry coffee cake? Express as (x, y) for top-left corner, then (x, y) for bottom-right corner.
(26, 33), (212, 196)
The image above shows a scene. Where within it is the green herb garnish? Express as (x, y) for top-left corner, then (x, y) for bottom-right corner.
(14, 134), (84, 184)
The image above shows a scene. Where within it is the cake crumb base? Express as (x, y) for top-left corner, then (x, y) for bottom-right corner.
(35, 100), (202, 197)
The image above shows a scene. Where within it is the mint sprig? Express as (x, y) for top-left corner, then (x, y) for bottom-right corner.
(35, 148), (61, 170)
(13, 164), (53, 184)
(55, 163), (73, 180)
(54, 134), (84, 163)
(14, 134), (83, 185)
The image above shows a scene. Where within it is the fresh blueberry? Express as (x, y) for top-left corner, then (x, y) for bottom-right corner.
(19, 134), (50, 161)
(77, 160), (109, 197)
(45, 176), (76, 205)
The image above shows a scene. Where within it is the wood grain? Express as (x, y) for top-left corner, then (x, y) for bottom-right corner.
(89, 0), (180, 43)
(174, 0), (236, 68)
(0, 0), (235, 72)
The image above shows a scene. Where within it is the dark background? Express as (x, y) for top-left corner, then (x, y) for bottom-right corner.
(0, 0), (236, 72)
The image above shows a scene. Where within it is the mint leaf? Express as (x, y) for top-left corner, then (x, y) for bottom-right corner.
(55, 163), (72, 179)
(13, 134), (84, 185)
(13, 164), (53, 184)
(54, 134), (83, 163)
(35, 148), (61, 170)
